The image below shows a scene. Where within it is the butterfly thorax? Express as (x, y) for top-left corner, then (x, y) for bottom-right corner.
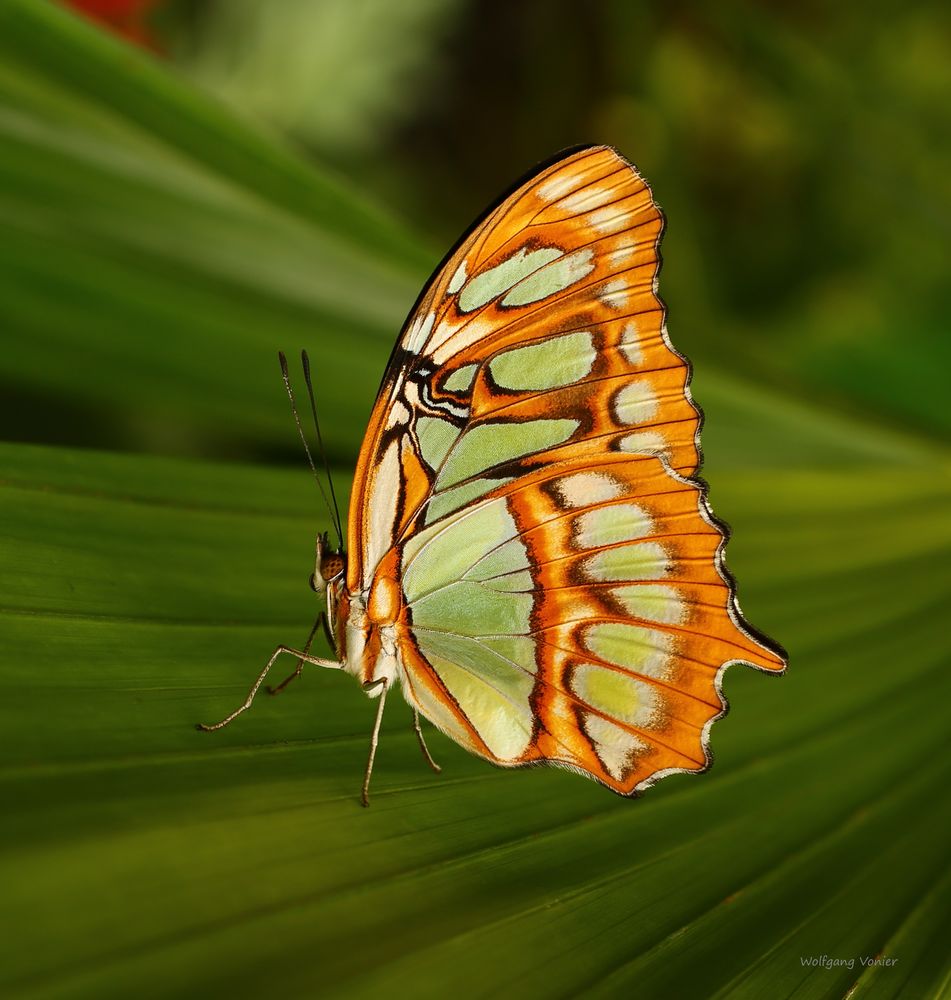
(311, 535), (387, 690)
(336, 547), (405, 696)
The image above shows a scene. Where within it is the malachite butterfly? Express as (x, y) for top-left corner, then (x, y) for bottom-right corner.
(198, 145), (787, 805)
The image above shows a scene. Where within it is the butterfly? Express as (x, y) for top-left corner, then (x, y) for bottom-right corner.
(198, 145), (787, 805)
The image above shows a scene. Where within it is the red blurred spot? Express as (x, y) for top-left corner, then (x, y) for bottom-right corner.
(61, 0), (162, 50)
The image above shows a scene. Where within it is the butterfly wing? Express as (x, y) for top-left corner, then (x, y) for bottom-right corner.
(347, 145), (786, 795)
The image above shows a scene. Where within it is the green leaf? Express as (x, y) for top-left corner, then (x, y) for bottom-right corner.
(0, 0), (428, 460)
(2, 4), (950, 998)
(3, 442), (950, 998)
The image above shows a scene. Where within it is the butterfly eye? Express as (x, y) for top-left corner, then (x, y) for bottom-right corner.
(319, 553), (345, 582)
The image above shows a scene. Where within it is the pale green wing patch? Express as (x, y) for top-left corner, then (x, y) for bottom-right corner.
(488, 331), (596, 392)
(423, 475), (514, 525)
(464, 533), (530, 581)
(420, 649), (535, 760)
(457, 247), (564, 313)
(416, 628), (534, 683)
(416, 416), (458, 470)
(478, 568), (534, 593)
(499, 248), (595, 307)
(402, 495), (521, 603)
(573, 502), (653, 548)
(411, 615), (537, 762)
(422, 415), (579, 524)
(571, 663), (661, 729)
(584, 541), (670, 581)
(402, 494), (539, 763)
(436, 418), (578, 488)
(583, 622), (675, 682)
(410, 580), (533, 639)
(442, 363), (479, 392)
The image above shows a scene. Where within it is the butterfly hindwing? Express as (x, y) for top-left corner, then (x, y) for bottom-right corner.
(345, 145), (785, 795)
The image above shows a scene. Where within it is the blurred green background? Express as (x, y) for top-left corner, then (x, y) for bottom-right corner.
(1, 2), (949, 998)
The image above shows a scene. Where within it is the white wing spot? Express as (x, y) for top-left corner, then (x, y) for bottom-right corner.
(590, 206), (630, 234)
(584, 714), (647, 780)
(432, 314), (494, 365)
(613, 584), (687, 625)
(619, 430), (666, 455)
(364, 441), (401, 587)
(619, 320), (643, 365)
(404, 311), (435, 355)
(537, 172), (579, 202)
(574, 503), (653, 548)
(554, 471), (624, 509)
(385, 399), (410, 429)
(447, 260), (468, 295)
(600, 279), (628, 310)
(613, 380), (658, 425)
(561, 185), (609, 213)
(609, 245), (635, 266)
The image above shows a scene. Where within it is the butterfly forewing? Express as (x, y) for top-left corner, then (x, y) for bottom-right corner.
(346, 145), (785, 795)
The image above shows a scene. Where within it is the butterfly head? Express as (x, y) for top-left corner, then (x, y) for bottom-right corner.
(311, 531), (345, 596)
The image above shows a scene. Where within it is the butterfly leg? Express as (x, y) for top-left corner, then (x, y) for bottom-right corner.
(196, 645), (342, 732)
(360, 678), (388, 807)
(267, 615), (327, 696)
(413, 708), (441, 774)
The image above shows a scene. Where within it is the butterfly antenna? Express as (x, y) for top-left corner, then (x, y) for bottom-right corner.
(278, 351), (340, 542)
(301, 349), (344, 550)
